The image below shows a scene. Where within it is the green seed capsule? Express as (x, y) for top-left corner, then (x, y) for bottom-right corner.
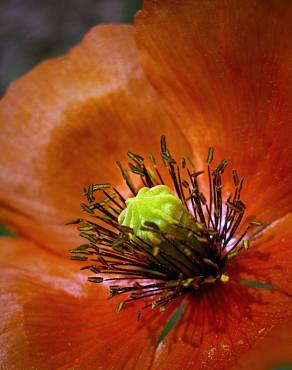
(118, 185), (195, 245)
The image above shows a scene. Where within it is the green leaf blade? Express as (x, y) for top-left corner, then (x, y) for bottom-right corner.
(157, 302), (186, 346)
(239, 279), (275, 290)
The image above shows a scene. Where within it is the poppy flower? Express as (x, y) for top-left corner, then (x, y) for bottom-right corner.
(0, 1), (292, 369)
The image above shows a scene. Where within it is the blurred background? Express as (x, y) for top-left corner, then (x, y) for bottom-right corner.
(0, 0), (143, 96)
(0, 0), (142, 235)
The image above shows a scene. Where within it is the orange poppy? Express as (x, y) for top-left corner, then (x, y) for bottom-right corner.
(0, 1), (292, 369)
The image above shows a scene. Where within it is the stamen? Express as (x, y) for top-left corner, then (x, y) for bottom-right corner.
(69, 136), (261, 317)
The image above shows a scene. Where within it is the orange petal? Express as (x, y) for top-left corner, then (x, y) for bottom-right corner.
(231, 322), (292, 370)
(0, 237), (160, 369)
(136, 0), (292, 225)
(1, 214), (291, 369)
(0, 25), (191, 256)
(0, 237), (206, 369)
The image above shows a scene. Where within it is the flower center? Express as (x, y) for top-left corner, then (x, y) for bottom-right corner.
(69, 136), (261, 318)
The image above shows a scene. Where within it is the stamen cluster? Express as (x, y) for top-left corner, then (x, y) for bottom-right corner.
(69, 136), (261, 318)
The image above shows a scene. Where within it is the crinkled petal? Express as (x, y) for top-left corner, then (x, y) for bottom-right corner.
(0, 24), (190, 256)
(136, 0), (292, 225)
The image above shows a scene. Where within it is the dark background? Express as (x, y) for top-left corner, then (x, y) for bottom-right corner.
(0, 0), (143, 95)
(0, 0), (143, 235)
